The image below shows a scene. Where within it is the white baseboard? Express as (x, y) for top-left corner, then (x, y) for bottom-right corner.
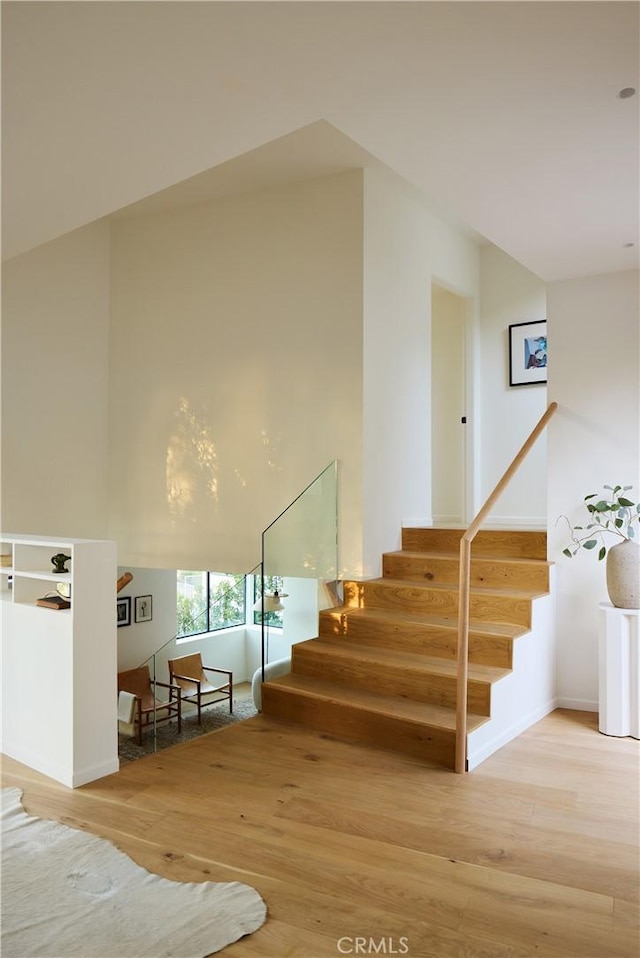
(402, 516), (547, 530)
(467, 698), (555, 770)
(431, 514), (465, 525)
(480, 515), (547, 530)
(4, 741), (119, 789)
(555, 697), (598, 713)
(2, 742), (73, 787)
(74, 758), (120, 787)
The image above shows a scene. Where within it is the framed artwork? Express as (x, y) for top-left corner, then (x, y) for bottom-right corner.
(135, 594), (153, 623)
(116, 596), (131, 628)
(509, 320), (547, 386)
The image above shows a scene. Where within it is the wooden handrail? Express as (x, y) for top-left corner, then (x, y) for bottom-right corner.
(454, 401), (558, 773)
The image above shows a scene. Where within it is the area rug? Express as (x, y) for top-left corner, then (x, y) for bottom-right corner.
(1, 787), (266, 957)
(118, 698), (258, 765)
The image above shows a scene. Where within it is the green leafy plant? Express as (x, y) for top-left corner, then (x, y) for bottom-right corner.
(559, 484), (640, 561)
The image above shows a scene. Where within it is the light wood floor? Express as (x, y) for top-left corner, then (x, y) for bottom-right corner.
(2, 708), (638, 958)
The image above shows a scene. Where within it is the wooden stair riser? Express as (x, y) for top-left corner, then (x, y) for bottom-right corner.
(318, 609), (514, 668)
(292, 641), (491, 714)
(382, 552), (549, 592)
(402, 528), (547, 560)
(343, 579), (533, 628)
(261, 683), (456, 768)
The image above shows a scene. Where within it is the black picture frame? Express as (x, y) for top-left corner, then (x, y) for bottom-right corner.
(135, 594), (153, 623)
(508, 320), (547, 387)
(116, 596), (131, 627)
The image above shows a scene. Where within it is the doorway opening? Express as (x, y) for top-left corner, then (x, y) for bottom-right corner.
(431, 284), (469, 525)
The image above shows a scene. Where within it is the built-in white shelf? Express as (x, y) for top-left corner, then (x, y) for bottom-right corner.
(0, 540), (14, 602)
(1, 533), (120, 786)
(1, 538), (77, 608)
(12, 570), (70, 579)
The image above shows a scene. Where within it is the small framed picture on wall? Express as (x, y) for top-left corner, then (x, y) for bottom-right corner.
(135, 595), (153, 623)
(116, 596), (131, 628)
(509, 320), (547, 386)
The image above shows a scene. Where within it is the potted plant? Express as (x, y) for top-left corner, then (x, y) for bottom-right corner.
(559, 484), (640, 609)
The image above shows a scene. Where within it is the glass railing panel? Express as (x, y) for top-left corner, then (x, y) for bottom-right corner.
(263, 460), (338, 582)
(260, 461), (338, 676)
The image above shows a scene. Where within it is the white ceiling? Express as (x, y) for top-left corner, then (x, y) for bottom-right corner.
(2, 1), (639, 280)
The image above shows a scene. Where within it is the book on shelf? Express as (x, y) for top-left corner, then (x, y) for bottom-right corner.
(36, 595), (71, 610)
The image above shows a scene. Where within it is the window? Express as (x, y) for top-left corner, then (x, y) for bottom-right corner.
(177, 571), (245, 638)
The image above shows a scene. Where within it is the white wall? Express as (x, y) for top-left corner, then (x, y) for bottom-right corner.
(109, 172), (364, 576)
(548, 269), (640, 708)
(116, 567), (177, 673)
(362, 166), (479, 574)
(2, 166), (483, 588)
(1, 221), (111, 536)
(479, 245), (548, 525)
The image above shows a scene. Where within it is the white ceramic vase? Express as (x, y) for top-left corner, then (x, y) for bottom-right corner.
(606, 539), (640, 610)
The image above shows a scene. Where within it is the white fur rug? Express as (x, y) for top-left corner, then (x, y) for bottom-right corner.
(1, 787), (266, 957)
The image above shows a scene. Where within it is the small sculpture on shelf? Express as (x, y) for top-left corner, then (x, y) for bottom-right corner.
(51, 553), (71, 574)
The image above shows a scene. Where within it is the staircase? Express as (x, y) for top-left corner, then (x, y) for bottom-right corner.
(261, 527), (555, 770)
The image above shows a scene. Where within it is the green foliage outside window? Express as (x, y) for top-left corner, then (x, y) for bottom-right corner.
(209, 574), (245, 630)
(177, 571), (245, 637)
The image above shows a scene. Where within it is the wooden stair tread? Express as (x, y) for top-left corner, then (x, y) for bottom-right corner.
(385, 549), (551, 567)
(298, 638), (510, 683)
(323, 605), (527, 638)
(362, 576), (548, 600)
(265, 673), (488, 732)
